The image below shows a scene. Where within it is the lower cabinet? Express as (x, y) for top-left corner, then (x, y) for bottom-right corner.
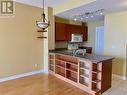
(49, 53), (111, 95)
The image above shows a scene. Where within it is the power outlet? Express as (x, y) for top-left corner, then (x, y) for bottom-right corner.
(34, 64), (38, 68)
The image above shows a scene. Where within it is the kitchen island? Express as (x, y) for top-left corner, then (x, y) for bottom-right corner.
(49, 50), (114, 95)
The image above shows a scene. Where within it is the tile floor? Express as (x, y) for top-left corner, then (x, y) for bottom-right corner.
(103, 77), (127, 95)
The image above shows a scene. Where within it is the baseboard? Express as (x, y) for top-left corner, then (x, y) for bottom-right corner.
(0, 70), (47, 83)
(112, 74), (127, 80)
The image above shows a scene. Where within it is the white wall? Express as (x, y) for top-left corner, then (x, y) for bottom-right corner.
(84, 20), (104, 53)
(104, 11), (127, 77)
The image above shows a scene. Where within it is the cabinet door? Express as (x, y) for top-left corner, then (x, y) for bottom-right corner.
(82, 26), (88, 41)
(65, 24), (73, 41)
(55, 22), (66, 41)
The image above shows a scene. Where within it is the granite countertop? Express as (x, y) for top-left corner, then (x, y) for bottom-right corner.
(49, 50), (114, 63)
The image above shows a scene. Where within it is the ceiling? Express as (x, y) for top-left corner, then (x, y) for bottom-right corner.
(16, 0), (127, 22)
(56, 0), (127, 22)
(16, 0), (69, 8)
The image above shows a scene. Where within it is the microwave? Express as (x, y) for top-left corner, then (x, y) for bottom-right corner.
(71, 34), (83, 42)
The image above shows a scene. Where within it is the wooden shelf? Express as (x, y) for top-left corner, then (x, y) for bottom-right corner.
(92, 70), (101, 74)
(55, 58), (77, 66)
(56, 72), (65, 77)
(66, 62), (78, 66)
(66, 68), (77, 74)
(49, 59), (54, 60)
(50, 64), (54, 66)
(55, 59), (66, 63)
(92, 80), (101, 83)
(67, 77), (77, 82)
(80, 74), (89, 79)
(49, 53), (113, 95)
(80, 67), (89, 71)
(79, 82), (89, 87)
(37, 37), (47, 39)
(56, 65), (65, 69)
(37, 30), (47, 32)
(92, 88), (100, 93)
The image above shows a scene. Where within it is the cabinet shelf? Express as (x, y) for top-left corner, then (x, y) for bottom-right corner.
(56, 72), (65, 77)
(67, 77), (77, 82)
(55, 58), (78, 66)
(92, 80), (101, 83)
(37, 30), (47, 32)
(49, 59), (54, 61)
(56, 65), (65, 69)
(80, 74), (89, 79)
(92, 88), (100, 93)
(66, 68), (77, 74)
(80, 82), (89, 87)
(92, 70), (101, 74)
(80, 67), (89, 71)
(50, 64), (54, 66)
(37, 37), (47, 39)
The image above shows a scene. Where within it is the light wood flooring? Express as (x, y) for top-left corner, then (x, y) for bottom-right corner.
(0, 74), (91, 95)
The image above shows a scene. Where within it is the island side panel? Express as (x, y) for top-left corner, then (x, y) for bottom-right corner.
(101, 59), (112, 93)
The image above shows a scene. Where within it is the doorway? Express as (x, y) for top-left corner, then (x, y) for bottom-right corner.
(95, 26), (104, 55)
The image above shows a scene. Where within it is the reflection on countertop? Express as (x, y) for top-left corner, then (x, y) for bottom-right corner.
(49, 49), (114, 63)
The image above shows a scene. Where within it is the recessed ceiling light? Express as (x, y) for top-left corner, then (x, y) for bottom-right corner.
(81, 18), (83, 20)
(74, 18), (77, 21)
(91, 15), (94, 18)
(100, 12), (103, 15)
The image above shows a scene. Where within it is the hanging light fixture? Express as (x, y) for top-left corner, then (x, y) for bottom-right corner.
(36, 0), (50, 31)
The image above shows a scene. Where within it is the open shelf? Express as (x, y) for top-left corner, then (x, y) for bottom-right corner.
(56, 65), (65, 69)
(79, 76), (89, 87)
(49, 54), (55, 59)
(49, 54), (55, 72)
(37, 37), (47, 39)
(55, 58), (78, 66)
(55, 59), (66, 68)
(37, 30), (47, 32)
(92, 82), (101, 93)
(92, 79), (101, 83)
(91, 63), (102, 93)
(79, 61), (90, 70)
(92, 63), (102, 72)
(66, 63), (78, 73)
(49, 64), (54, 71)
(66, 70), (77, 82)
(80, 75), (89, 79)
(80, 67), (89, 71)
(56, 66), (65, 77)
(92, 88), (100, 93)
(92, 70), (101, 74)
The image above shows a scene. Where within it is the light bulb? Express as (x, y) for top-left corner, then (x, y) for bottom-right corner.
(74, 18), (77, 21)
(91, 15), (94, 18)
(81, 18), (83, 20)
(86, 16), (88, 19)
(100, 12), (103, 15)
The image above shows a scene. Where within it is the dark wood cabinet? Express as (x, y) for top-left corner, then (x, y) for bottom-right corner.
(55, 22), (66, 41)
(55, 22), (88, 41)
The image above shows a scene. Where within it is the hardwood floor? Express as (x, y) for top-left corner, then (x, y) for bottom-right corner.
(0, 74), (91, 95)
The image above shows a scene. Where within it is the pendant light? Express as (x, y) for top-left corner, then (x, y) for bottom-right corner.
(36, 0), (50, 31)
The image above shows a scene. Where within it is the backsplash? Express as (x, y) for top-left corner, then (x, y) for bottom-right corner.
(55, 42), (68, 49)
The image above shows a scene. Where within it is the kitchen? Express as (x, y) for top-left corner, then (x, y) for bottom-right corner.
(0, 0), (127, 95)
(48, 15), (113, 95)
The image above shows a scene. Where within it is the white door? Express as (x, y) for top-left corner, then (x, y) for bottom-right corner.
(95, 26), (104, 55)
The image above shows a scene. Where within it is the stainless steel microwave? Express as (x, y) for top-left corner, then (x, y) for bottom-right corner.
(71, 34), (83, 42)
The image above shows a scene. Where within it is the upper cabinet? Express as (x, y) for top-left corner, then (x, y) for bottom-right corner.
(55, 22), (66, 41)
(55, 22), (88, 41)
